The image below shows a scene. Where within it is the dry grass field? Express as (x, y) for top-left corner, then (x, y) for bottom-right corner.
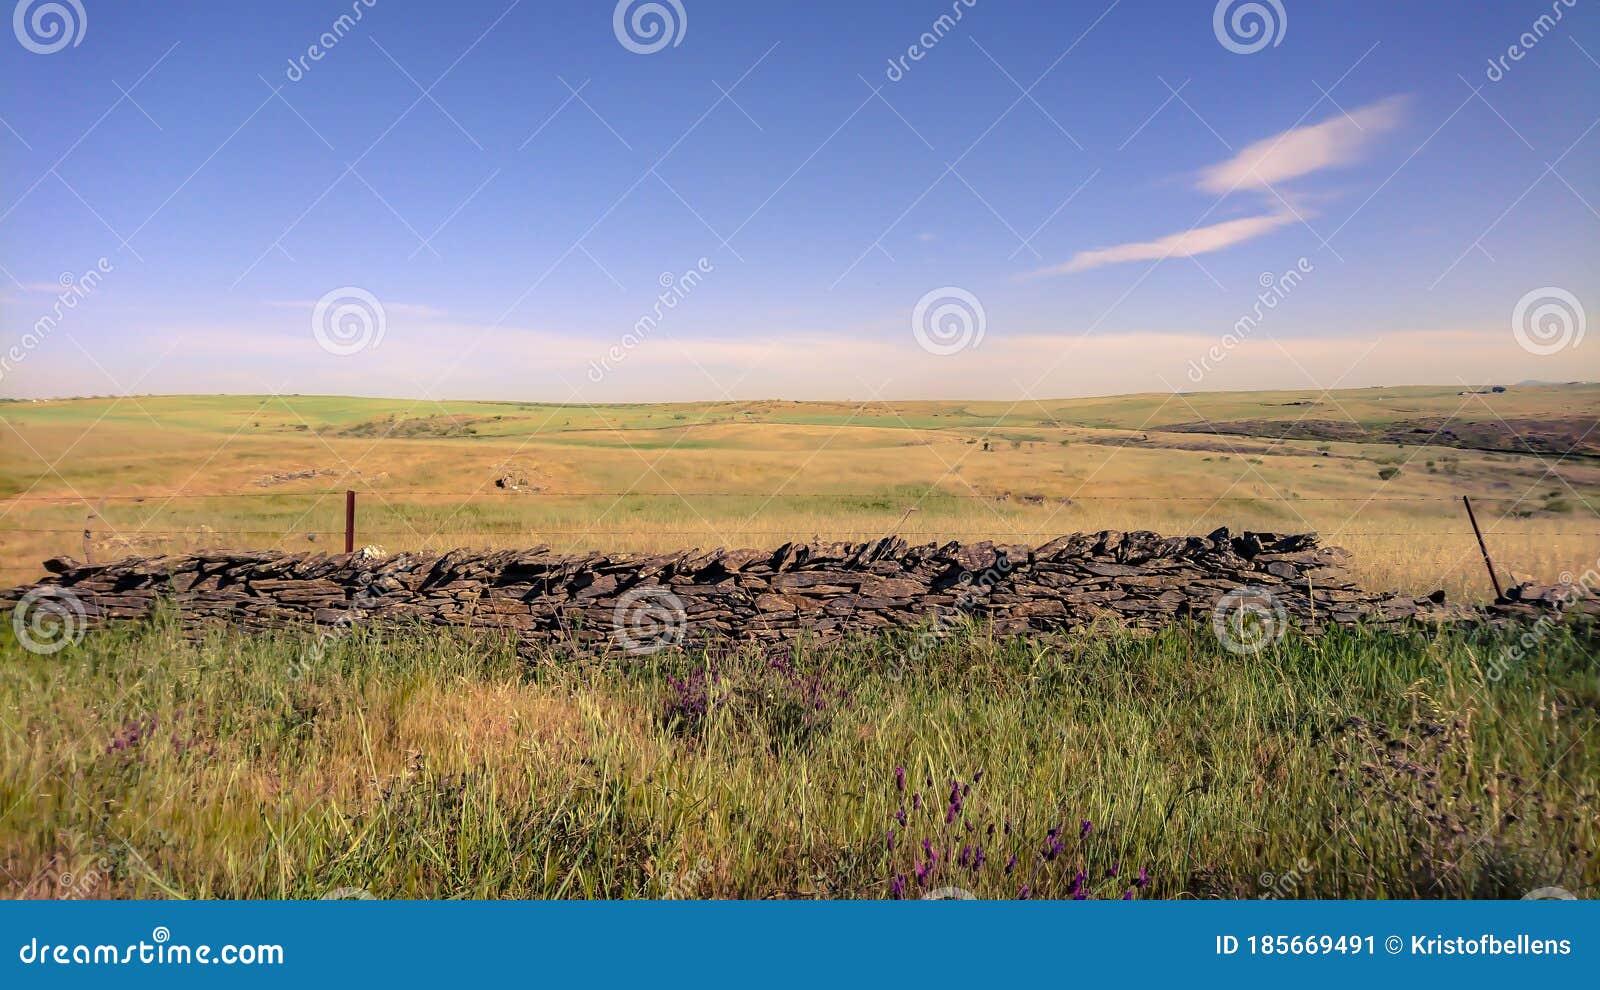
(2, 383), (1597, 600)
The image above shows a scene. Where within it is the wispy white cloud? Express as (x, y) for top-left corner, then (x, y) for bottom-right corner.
(1029, 210), (1299, 275)
(1197, 95), (1409, 194)
(1036, 96), (1408, 276)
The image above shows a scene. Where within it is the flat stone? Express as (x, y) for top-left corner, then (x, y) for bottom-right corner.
(2, 529), (1562, 652)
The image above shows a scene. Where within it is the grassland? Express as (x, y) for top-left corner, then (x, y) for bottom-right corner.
(1, 616), (1595, 899)
(2, 385), (1596, 901)
(3, 384), (1597, 601)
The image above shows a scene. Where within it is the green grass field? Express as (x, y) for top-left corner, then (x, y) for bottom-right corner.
(2, 385), (1597, 602)
(1, 616), (1595, 899)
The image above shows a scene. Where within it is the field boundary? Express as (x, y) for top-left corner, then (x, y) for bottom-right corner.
(9, 529), (1595, 660)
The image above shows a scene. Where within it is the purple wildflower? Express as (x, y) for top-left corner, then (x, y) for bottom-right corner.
(1005, 854), (1017, 875)
(1107, 861), (1120, 878)
(895, 766), (906, 792)
(1080, 819), (1093, 838)
(107, 715), (157, 754)
(1018, 885), (1031, 900)
(912, 792), (922, 810)
(890, 875), (906, 900)
(1134, 867), (1150, 888)
(887, 828), (895, 851)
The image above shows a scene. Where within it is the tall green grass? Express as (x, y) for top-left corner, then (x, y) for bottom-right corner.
(1, 614), (1595, 899)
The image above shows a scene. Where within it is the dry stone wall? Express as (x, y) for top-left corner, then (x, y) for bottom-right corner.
(3, 529), (1591, 652)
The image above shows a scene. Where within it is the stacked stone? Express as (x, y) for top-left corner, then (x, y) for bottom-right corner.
(1489, 580), (1600, 623)
(1, 528), (1578, 651)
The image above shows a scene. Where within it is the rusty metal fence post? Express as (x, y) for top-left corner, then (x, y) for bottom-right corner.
(344, 490), (356, 554)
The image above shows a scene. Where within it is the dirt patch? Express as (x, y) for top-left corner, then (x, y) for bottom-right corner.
(492, 462), (540, 491)
(337, 414), (486, 439)
(1160, 416), (1600, 458)
(255, 467), (350, 487)
(1082, 432), (1292, 457)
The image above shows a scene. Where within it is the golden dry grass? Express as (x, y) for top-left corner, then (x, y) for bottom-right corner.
(2, 386), (1596, 601)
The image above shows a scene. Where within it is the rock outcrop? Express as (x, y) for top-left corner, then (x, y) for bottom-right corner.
(2, 529), (1591, 652)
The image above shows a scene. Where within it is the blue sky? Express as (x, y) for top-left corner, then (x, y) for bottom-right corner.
(1, 0), (1595, 401)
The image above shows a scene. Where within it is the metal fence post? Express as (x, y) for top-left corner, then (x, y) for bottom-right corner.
(1461, 495), (1503, 600)
(345, 490), (356, 554)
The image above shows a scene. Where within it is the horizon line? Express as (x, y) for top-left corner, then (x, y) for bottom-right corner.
(3, 380), (1594, 408)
